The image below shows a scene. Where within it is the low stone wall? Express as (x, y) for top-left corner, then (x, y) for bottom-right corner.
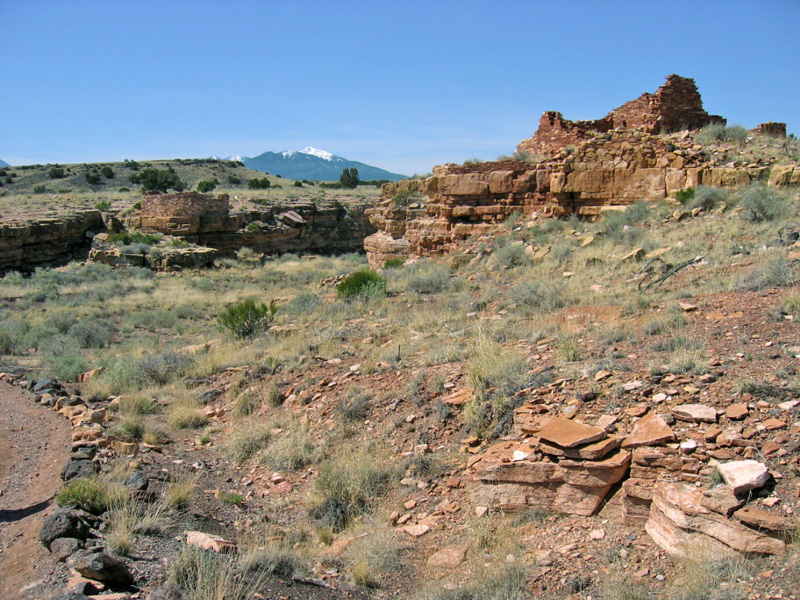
(140, 192), (229, 218)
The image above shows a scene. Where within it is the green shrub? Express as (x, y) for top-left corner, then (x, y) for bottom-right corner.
(737, 183), (787, 222)
(725, 124), (748, 144)
(95, 199), (112, 211)
(248, 177), (271, 189)
(227, 174), (241, 185)
(101, 166), (114, 179)
(338, 386), (371, 423)
(261, 427), (318, 471)
(139, 167), (185, 193)
(336, 270), (386, 301)
(33, 184), (47, 194)
(48, 167), (66, 179)
(219, 298), (277, 339)
(743, 256), (797, 291)
(118, 187), (130, 192)
(85, 172), (101, 185)
(196, 179), (217, 193)
(69, 318), (116, 348)
(675, 187), (695, 204)
(57, 478), (124, 515)
(109, 416), (145, 440)
(108, 230), (163, 246)
(283, 292), (320, 315)
(508, 280), (569, 315)
(383, 257), (406, 269)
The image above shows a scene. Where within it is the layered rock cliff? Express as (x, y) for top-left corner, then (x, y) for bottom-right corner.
(365, 75), (796, 268)
(125, 192), (375, 257)
(0, 210), (105, 271)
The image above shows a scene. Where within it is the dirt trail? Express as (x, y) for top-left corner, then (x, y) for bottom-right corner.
(0, 381), (70, 600)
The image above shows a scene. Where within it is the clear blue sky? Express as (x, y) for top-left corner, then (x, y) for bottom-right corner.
(1, 1), (798, 176)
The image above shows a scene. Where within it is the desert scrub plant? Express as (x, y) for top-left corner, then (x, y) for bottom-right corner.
(168, 404), (209, 430)
(170, 543), (269, 600)
(226, 421), (273, 463)
(346, 527), (401, 588)
(239, 543), (306, 579)
(688, 185), (729, 212)
(165, 473), (198, 509)
(108, 416), (145, 440)
(219, 298), (277, 339)
(56, 477), (128, 515)
(696, 122), (727, 145)
(737, 182), (788, 222)
(338, 385), (371, 423)
(336, 269), (386, 301)
(741, 255), (797, 291)
(508, 279), (569, 315)
(405, 263), (452, 294)
(643, 309), (687, 335)
(312, 446), (400, 531)
(262, 426), (319, 471)
(781, 293), (800, 317)
(492, 242), (532, 269)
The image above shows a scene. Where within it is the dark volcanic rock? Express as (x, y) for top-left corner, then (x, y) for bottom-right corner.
(61, 459), (100, 481)
(67, 550), (134, 584)
(40, 508), (91, 550)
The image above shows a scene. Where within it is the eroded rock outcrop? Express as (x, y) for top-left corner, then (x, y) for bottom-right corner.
(0, 210), (105, 271)
(125, 192), (376, 257)
(365, 75), (797, 267)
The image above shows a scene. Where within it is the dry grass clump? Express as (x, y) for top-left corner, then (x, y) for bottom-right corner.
(665, 554), (750, 600)
(261, 425), (319, 471)
(107, 496), (173, 555)
(312, 445), (400, 531)
(170, 543), (272, 600)
(345, 526), (402, 588)
(165, 473), (199, 509)
(225, 421), (273, 463)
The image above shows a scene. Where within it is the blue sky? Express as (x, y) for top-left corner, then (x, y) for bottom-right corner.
(1, 1), (798, 175)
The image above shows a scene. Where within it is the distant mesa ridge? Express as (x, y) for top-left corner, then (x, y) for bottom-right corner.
(213, 147), (406, 181)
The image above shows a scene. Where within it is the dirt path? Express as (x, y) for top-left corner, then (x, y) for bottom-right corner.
(0, 381), (70, 600)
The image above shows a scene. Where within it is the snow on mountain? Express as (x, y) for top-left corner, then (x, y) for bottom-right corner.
(299, 147), (336, 161)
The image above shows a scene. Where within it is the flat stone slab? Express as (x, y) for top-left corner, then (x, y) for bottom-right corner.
(717, 460), (770, 495)
(673, 404), (718, 423)
(537, 417), (607, 449)
(734, 506), (796, 532)
(539, 436), (622, 460)
(725, 403), (749, 420)
(622, 412), (676, 448)
(427, 545), (468, 568)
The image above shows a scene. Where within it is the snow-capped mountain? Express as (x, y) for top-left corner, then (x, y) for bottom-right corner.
(209, 154), (244, 162)
(238, 147), (406, 181)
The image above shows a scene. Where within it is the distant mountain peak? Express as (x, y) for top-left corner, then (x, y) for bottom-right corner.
(240, 147), (406, 182)
(0, 158), (9, 167)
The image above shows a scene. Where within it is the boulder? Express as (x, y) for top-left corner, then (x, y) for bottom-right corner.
(645, 482), (785, 557)
(61, 459), (100, 481)
(40, 508), (91, 550)
(67, 551), (134, 584)
(50, 537), (84, 562)
(185, 531), (237, 553)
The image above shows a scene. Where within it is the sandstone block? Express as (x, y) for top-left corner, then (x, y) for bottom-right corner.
(623, 412), (676, 448)
(537, 417), (607, 448)
(717, 460), (770, 494)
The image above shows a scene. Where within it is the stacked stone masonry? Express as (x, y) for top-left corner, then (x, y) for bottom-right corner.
(364, 74), (797, 267)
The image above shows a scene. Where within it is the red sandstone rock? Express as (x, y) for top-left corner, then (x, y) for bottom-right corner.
(537, 417), (607, 448)
(622, 412), (676, 448)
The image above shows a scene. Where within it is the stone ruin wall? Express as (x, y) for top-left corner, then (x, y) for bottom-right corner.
(140, 192), (230, 218)
(518, 74), (724, 156)
(364, 74), (797, 268)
